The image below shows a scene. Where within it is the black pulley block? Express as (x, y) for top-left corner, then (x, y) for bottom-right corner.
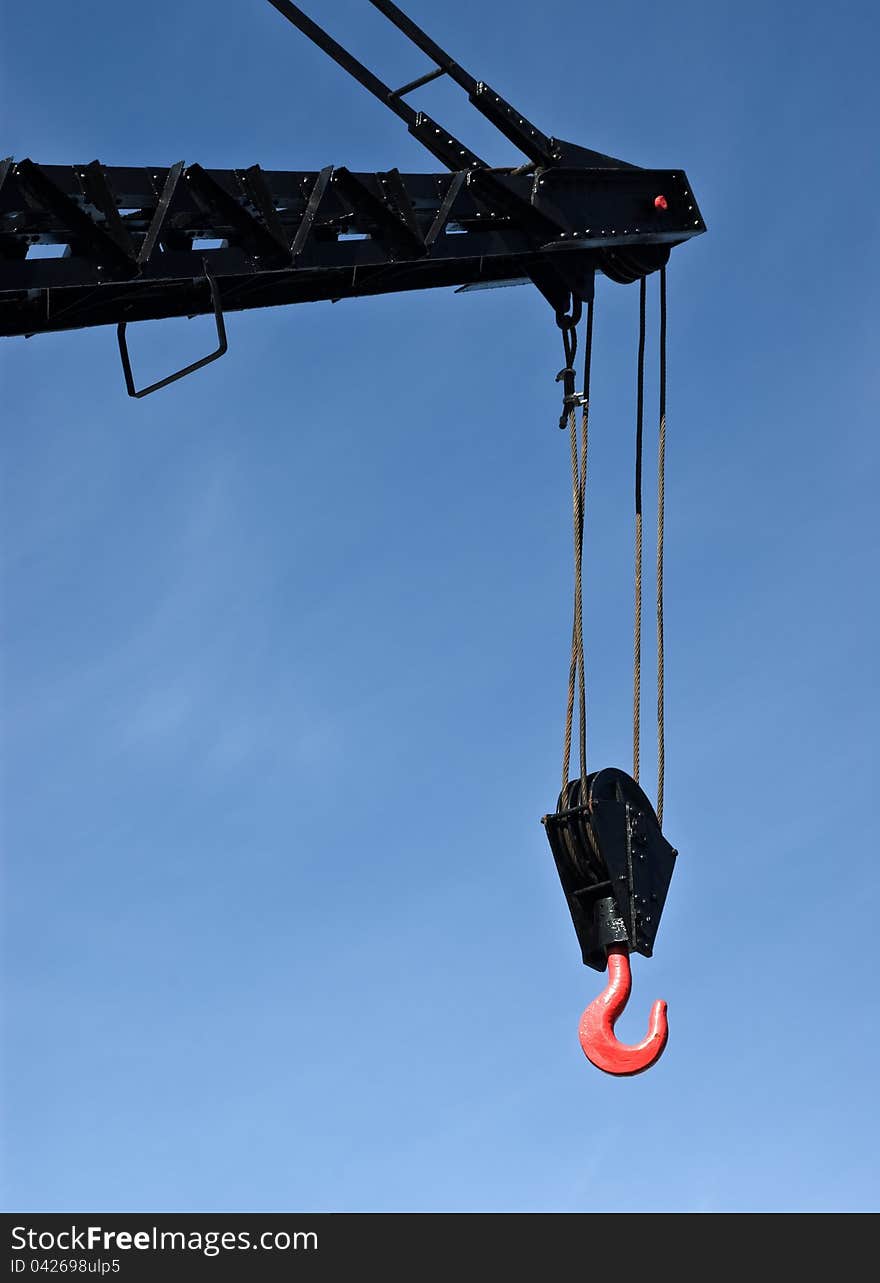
(542, 767), (677, 971)
(598, 243), (671, 285)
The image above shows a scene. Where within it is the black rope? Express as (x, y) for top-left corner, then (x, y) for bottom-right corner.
(633, 269), (669, 822)
(656, 266), (667, 825)
(633, 278), (646, 784)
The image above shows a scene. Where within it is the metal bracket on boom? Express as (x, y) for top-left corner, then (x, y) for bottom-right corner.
(116, 267), (228, 399)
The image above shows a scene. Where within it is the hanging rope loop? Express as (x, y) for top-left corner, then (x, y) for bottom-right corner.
(553, 272), (667, 819)
(559, 299), (594, 796)
(656, 265), (667, 825)
(554, 297), (583, 331)
(633, 278), (647, 783)
(631, 269), (667, 821)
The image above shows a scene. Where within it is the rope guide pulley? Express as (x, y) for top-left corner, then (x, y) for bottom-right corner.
(1, 2), (703, 1078)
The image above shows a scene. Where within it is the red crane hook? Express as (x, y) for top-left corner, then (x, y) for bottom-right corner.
(578, 945), (668, 1076)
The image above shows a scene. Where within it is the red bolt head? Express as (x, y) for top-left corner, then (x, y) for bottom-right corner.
(654, 194), (669, 211)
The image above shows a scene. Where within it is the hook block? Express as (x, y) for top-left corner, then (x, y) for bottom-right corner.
(542, 767), (677, 971)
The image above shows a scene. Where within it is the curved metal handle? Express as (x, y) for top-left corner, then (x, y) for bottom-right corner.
(117, 267), (227, 399)
(578, 945), (668, 1076)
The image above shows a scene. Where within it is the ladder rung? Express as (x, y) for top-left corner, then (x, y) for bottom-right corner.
(388, 65), (446, 99)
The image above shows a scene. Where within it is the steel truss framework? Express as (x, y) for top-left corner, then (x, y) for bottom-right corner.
(0, 1), (705, 345)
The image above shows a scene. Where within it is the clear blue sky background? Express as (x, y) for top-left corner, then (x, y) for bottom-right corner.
(2, 1), (878, 1212)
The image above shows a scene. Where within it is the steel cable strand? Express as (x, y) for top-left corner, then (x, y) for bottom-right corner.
(558, 302), (594, 799)
(656, 266), (667, 826)
(576, 300), (594, 789)
(558, 316), (579, 793)
(633, 278), (646, 783)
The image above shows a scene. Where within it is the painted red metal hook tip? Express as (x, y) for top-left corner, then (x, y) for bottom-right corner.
(578, 945), (668, 1077)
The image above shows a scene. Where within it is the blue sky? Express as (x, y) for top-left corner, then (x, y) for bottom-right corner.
(2, 0), (878, 1212)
